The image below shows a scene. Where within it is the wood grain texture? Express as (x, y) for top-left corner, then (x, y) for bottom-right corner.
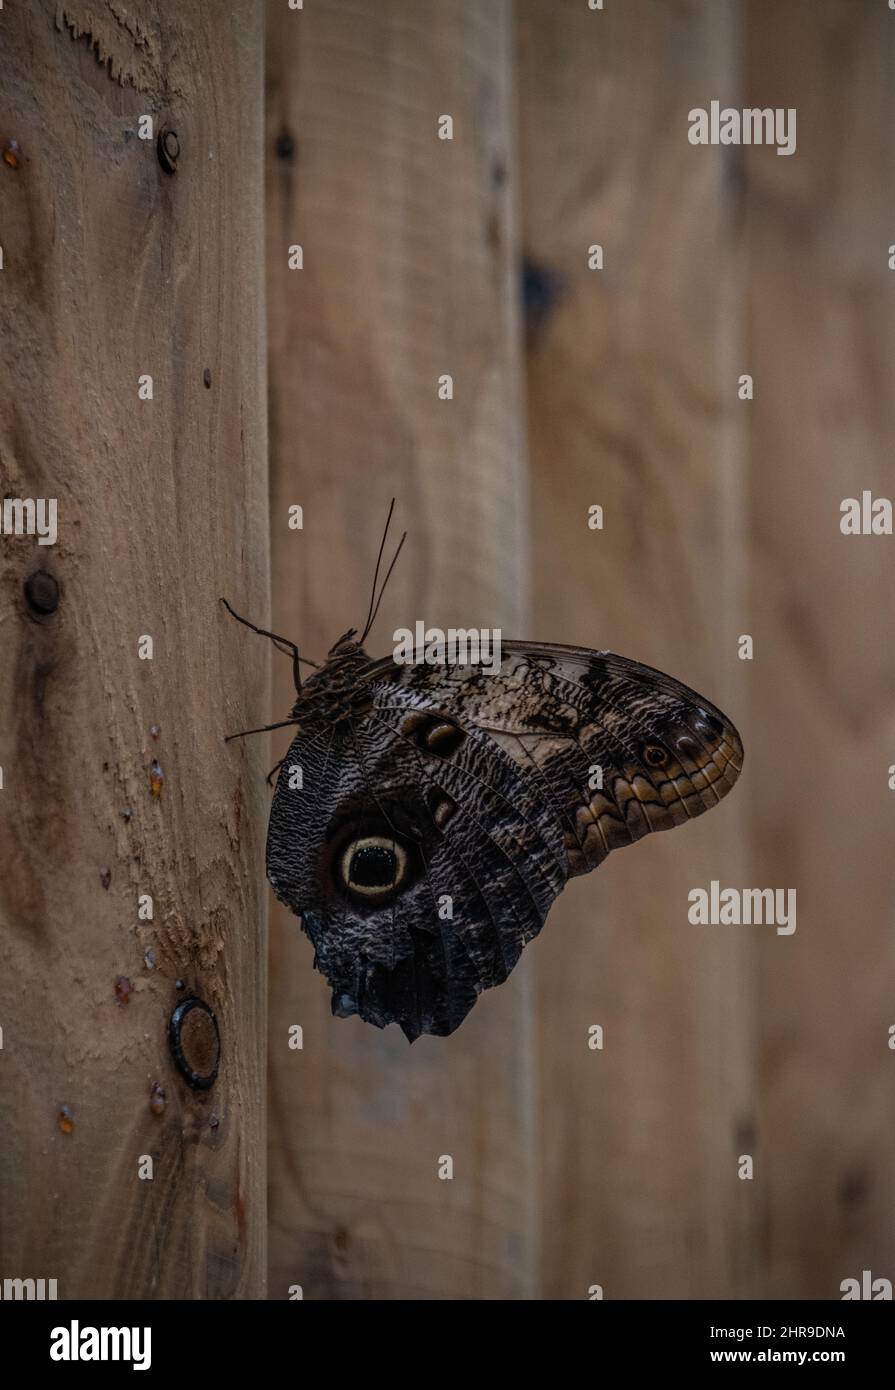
(0, 0), (268, 1298)
(517, 0), (754, 1298)
(745, 0), (895, 1299)
(264, 0), (536, 1299)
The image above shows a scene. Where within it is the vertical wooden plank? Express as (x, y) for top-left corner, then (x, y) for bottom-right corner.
(265, 0), (535, 1299)
(517, 0), (753, 1298)
(746, 0), (895, 1299)
(0, 1), (267, 1298)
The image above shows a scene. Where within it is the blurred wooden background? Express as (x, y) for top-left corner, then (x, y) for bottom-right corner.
(264, 0), (894, 1300)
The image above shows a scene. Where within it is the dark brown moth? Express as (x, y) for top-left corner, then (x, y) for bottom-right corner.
(224, 508), (743, 1042)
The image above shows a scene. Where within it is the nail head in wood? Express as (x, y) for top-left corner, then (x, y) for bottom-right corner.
(24, 569), (60, 615)
(168, 997), (220, 1090)
(157, 127), (180, 175)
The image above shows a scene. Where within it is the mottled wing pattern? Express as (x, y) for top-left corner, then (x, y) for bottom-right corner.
(373, 642), (743, 876)
(266, 642), (742, 1040)
(266, 683), (569, 1040)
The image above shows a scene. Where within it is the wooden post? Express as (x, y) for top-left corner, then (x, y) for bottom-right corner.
(516, 0), (753, 1298)
(0, 1), (268, 1298)
(265, 0), (535, 1298)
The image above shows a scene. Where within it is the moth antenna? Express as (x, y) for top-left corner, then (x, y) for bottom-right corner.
(361, 530), (406, 643)
(220, 597), (319, 694)
(360, 498), (396, 643)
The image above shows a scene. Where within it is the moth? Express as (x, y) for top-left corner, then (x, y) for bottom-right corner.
(224, 505), (743, 1042)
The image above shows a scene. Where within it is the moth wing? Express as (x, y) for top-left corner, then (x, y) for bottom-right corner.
(367, 639), (743, 876)
(268, 641), (742, 1040)
(266, 689), (569, 1040)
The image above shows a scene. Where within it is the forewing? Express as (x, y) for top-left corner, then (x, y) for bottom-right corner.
(368, 640), (743, 876)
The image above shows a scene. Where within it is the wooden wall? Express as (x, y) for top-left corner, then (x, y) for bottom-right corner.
(265, 0), (536, 1299)
(1, 0), (891, 1304)
(263, 0), (895, 1301)
(517, 0), (753, 1299)
(0, 1), (268, 1298)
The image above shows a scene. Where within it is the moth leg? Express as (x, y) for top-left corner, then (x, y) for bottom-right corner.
(219, 597), (317, 693)
(223, 717), (299, 743)
(266, 757), (286, 788)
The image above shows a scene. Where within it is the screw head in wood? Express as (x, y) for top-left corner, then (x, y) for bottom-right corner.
(168, 997), (220, 1090)
(24, 569), (60, 614)
(157, 127), (180, 174)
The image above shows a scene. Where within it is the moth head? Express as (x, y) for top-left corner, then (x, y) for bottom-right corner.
(328, 628), (360, 656)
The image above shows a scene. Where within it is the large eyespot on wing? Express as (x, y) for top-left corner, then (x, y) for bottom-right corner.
(339, 836), (406, 899)
(262, 715), (489, 1042)
(290, 697), (570, 1042)
(318, 788), (432, 904)
(296, 786), (476, 1042)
